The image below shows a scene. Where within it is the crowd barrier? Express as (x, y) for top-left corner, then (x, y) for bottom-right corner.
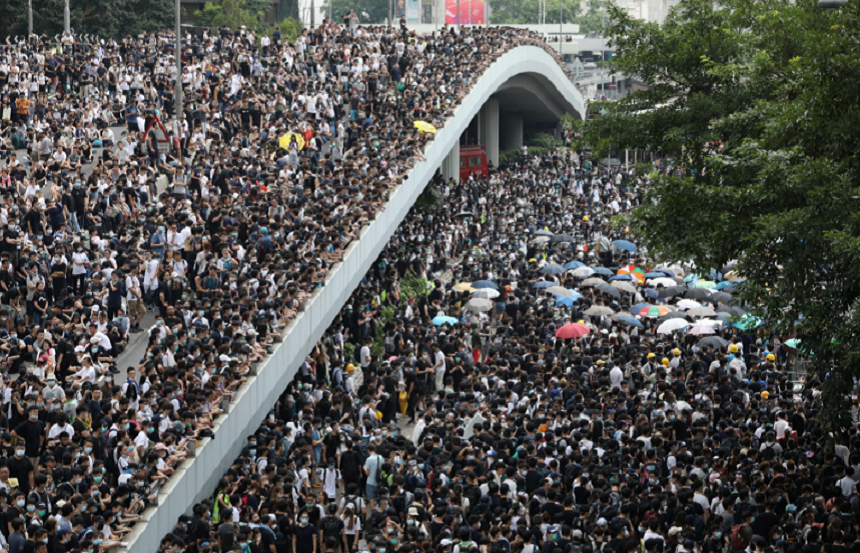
(119, 45), (585, 553)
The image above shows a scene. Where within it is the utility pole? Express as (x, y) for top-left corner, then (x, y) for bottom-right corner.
(456, 0), (460, 27)
(389, 0), (393, 26)
(64, 0), (70, 34)
(28, 0), (33, 37)
(558, 0), (562, 55)
(311, 0), (315, 27)
(175, 0), (183, 153)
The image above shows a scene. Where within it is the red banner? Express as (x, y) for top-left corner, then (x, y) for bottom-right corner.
(445, 0), (485, 24)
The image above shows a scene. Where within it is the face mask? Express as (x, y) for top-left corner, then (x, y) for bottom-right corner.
(16, 500), (24, 507)
(26, 505), (35, 512)
(94, 476), (102, 483)
(301, 518), (308, 524)
(16, 449), (24, 456)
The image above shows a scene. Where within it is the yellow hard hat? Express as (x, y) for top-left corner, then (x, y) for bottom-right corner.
(729, 344), (739, 353)
(647, 353), (656, 359)
(761, 391), (769, 399)
(583, 216), (590, 222)
(661, 358), (670, 367)
(346, 364), (355, 372)
(673, 348), (681, 356)
(766, 354), (775, 362)
(577, 320), (585, 324)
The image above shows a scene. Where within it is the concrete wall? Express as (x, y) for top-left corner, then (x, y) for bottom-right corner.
(120, 45), (584, 553)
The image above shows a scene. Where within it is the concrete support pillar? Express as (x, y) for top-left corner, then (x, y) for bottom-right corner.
(441, 141), (460, 182)
(479, 97), (500, 167)
(500, 114), (523, 151)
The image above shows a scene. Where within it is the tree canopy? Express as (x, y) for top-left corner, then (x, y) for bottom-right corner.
(2, 0), (175, 38)
(572, 0), (860, 442)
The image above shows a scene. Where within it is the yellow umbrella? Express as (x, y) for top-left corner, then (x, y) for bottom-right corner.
(453, 282), (475, 292)
(414, 120), (437, 134)
(279, 132), (306, 150)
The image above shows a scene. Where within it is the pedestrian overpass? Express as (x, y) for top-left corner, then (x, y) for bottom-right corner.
(120, 44), (585, 553)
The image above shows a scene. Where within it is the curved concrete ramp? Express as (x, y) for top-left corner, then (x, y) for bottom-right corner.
(120, 44), (584, 553)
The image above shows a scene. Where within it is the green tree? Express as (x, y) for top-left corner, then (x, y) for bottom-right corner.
(490, 0), (582, 24)
(2, 0), (174, 38)
(262, 17), (304, 42)
(320, 0), (388, 24)
(573, 0), (860, 447)
(195, 0), (263, 30)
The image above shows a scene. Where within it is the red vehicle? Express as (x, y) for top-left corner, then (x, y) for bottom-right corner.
(460, 145), (489, 180)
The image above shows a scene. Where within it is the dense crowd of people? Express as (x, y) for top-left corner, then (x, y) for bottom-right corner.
(156, 133), (844, 553)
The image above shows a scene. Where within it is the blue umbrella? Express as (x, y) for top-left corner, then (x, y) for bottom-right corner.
(715, 281), (735, 290)
(556, 294), (583, 307)
(592, 267), (614, 276)
(609, 275), (634, 281)
(683, 273), (701, 283)
(541, 264), (565, 275)
(618, 316), (644, 328)
(533, 281), (555, 289)
(644, 272), (667, 278)
(564, 261), (586, 270)
(642, 288), (660, 299)
(472, 280), (499, 290)
(432, 316), (459, 326)
(631, 302), (653, 314)
(612, 240), (638, 253)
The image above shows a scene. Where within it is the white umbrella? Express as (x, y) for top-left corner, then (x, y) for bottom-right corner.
(584, 306), (615, 316)
(657, 319), (690, 334)
(656, 264), (686, 278)
(675, 299), (701, 311)
(572, 267), (596, 278)
(581, 277), (605, 288)
(693, 319), (724, 328)
(688, 306), (717, 317)
(647, 277), (677, 288)
(530, 236), (551, 245)
(464, 298), (494, 312)
(546, 286), (574, 297)
(611, 281), (638, 294)
(688, 325), (716, 335)
(471, 288), (500, 299)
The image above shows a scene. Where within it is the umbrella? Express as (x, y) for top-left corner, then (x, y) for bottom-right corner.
(640, 305), (671, 318)
(710, 292), (733, 304)
(694, 319), (725, 328)
(657, 264), (685, 278)
(610, 311), (635, 321)
(556, 295), (583, 307)
(715, 281), (736, 291)
(455, 212), (474, 218)
(618, 317), (644, 328)
(592, 267), (614, 276)
(534, 230), (555, 237)
(647, 277), (678, 288)
(687, 306), (717, 318)
(433, 315), (459, 326)
(541, 264), (565, 275)
(472, 280), (499, 290)
(683, 288), (713, 300)
(413, 120), (437, 133)
(533, 281), (555, 289)
(630, 303), (653, 314)
(464, 298), (494, 312)
(471, 288), (500, 299)
(572, 267), (596, 278)
(717, 305), (746, 317)
(676, 299), (701, 311)
(584, 306), (614, 317)
(546, 286), (574, 297)
(617, 265), (646, 281)
(688, 325), (716, 335)
(596, 283), (622, 297)
(697, 336), (729, 349)
(657, 319), (690, 334)
(564, 261), (586, 270)
(658, 286), (687, 299)
(644, 272), (668, 279)
(612, 240), (638, 252)
(642, 288), (660, 299)
(551, 234), (575, 243)
(715, 312), (733, 321)
(530, 236), (551, 245)
(683, 273), (701, 283)
(694, 280), (717, 289)
(734, 314), (762, 330)
(784, 338), (802, 349)
(556, 323), (591, 339)
(581, 278), (605, 288)
(609, 275), (634, 281)
(453, 282), (475, 292)
(279, 132), (306, 149)
(611, 281), (638, 294)
(659, 311), (694, 322)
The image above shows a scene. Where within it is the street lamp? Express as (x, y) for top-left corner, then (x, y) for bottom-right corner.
(64, 0), (70, 33)
(175, 0), (183, 146)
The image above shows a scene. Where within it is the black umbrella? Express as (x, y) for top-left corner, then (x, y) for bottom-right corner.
(658, 286), (687, 299)
(717, 305), (746, 317)
(551, 234), (575, 243)
(683, 288), (713, 300)
(595, 283), (621, 297)
(697, 336), (729, 349)
(658, 311), (694, 323)
(710, 291), (733, 304)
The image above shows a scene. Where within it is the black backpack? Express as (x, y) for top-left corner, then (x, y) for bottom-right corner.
(322, 515), (342, 537)
(274, 531), (291, 553)
(761, 444), (778, 461)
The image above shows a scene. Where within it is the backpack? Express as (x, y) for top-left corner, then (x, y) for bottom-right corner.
(322, 515), (342, 537)
(761, 444), (777, 462)
(274, 530), (291, 553)
(730, 523), (747, 552)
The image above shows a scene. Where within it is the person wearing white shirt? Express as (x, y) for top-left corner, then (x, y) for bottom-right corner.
(48, 420), (74, 440)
